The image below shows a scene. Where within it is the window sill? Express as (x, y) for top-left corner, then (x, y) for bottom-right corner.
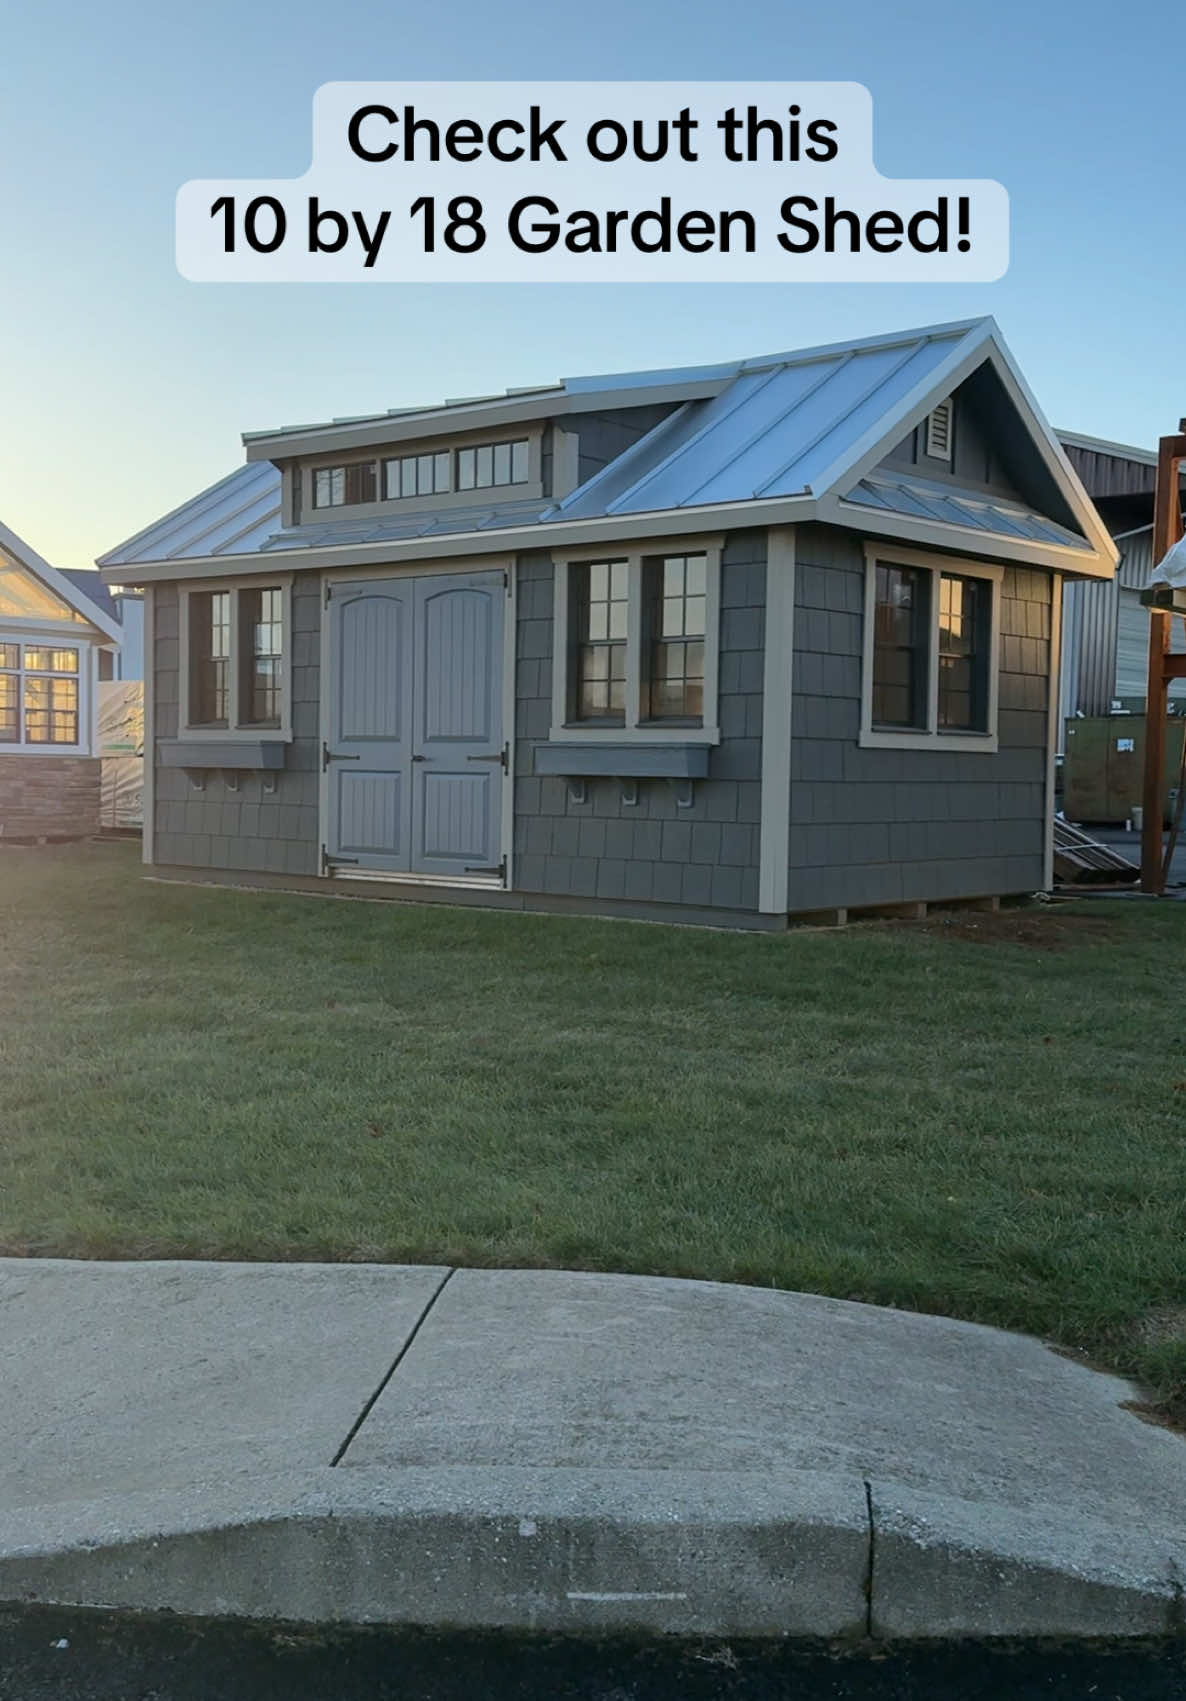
(859, 728), (998, 754)
(0, 743), (94, 758)
(535, 742), (711, 779)
(159, 739), (288, 770)
(548, 725), (720, 747)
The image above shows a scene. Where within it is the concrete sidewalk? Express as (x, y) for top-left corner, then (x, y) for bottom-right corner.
(2, 1260), (1184, 1641)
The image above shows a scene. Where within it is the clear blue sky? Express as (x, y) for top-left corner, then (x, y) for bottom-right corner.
(1, 0), (1181, 566)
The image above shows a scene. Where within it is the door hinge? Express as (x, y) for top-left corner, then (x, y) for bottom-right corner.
(323, 580), (333, 608)
(464, 857), (506, 880)
(466, 744), (508, 771)
(321, 846), (360, 873)
(323, 742), (361, 771)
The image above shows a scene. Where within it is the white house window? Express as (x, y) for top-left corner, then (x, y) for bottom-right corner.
(861, 546), (1001, 751)
(182, 581), (291, 739)
(457, 439), (529, 492)
(0, 642), (80, 746)
(552, 541), (722, 745)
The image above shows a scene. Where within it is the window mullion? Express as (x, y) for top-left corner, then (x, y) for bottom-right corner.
(625, 556), (642, 730)
(228, 592), (241, 731)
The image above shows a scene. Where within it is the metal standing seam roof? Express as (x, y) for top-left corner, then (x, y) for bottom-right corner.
(546, 325), (976, 521)
(96, 462), (282, 566)
(841, 471), (1096, 553)
(98, 319), (1106, 571)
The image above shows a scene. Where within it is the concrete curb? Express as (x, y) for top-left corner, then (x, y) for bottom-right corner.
(0, 1466), (1182, 1639)
(4, 1260), (1185, 1640)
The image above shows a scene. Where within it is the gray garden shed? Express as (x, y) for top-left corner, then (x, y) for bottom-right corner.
(99, 317), (1117, 928)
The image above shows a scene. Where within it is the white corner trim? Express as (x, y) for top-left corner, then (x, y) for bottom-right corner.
(1044, 573), (1063, 891)
(759, 527), (796, 914)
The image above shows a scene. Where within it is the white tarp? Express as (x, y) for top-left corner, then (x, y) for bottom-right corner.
(99, 680), (144, 829)
(1150, 533), (1186, 588)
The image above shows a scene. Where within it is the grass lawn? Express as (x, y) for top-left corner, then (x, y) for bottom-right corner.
(3, 841), (1185, 1417)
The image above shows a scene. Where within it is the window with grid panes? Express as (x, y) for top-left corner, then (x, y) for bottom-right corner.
(313, 462), (377, 508)
(456, 439), (529, 492)
(383, 452), (451, 501)
(937, 574), (990, 731)
(643, 554), (706, 721)
(188, 590), (231, 725)
(239, 587), (284, 726)
(23, 646), (79, 745)
(871, 563), (929, 729)
(571, 560), (628, 721)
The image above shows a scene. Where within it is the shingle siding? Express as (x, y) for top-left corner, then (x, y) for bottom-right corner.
(150, 579), (321, 875)
(787, 525), (1050, 910)
(511, 532), (766, 914)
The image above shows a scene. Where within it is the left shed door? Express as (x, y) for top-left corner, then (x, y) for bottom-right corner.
(325, 581), (415, 871)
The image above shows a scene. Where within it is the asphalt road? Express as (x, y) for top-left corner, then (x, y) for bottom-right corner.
(2, 1609), (1184, 1700)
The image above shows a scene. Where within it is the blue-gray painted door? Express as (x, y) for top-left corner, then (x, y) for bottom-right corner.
(411, 572), (505, 878)
(326, 571), (504, 877)
(326, 579), (415, 872)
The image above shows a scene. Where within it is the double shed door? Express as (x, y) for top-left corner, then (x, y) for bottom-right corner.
(326, 570), (505, 878)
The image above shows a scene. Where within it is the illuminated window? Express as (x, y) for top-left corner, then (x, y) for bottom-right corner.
(0, 642), (81, 746)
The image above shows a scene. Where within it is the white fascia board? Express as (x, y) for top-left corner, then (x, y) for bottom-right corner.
(822, 493), (1114, 578)
(96, 495), (818, 586)
(241, 376), (731, 463)
(0, 519), (123, 644)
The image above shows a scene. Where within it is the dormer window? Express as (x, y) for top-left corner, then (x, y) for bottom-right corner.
(457, 439), (529, 491)
(304, 435), (533, 516)
(925, 399), (954, 462)
(313, 462), (377, 508)
(384, 451), (451, 500)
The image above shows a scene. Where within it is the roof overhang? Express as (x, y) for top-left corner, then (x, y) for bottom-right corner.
(0, 518), (122, 643)
(807, 320), (1119, 577)
(100, 490), (1110, 589)
(242, 375), (733, 463)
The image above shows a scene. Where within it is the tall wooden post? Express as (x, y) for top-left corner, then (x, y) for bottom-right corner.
(1141, 429), (1186, 891)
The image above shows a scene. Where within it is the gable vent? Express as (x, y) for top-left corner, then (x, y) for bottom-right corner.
(926, 399), (954, 461)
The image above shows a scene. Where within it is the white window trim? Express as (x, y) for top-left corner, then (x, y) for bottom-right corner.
(859, 543), (1002, 754)
(549, 537), (722, 745)
(0, 627), (95, 757)
(177, 574), (294, 743)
